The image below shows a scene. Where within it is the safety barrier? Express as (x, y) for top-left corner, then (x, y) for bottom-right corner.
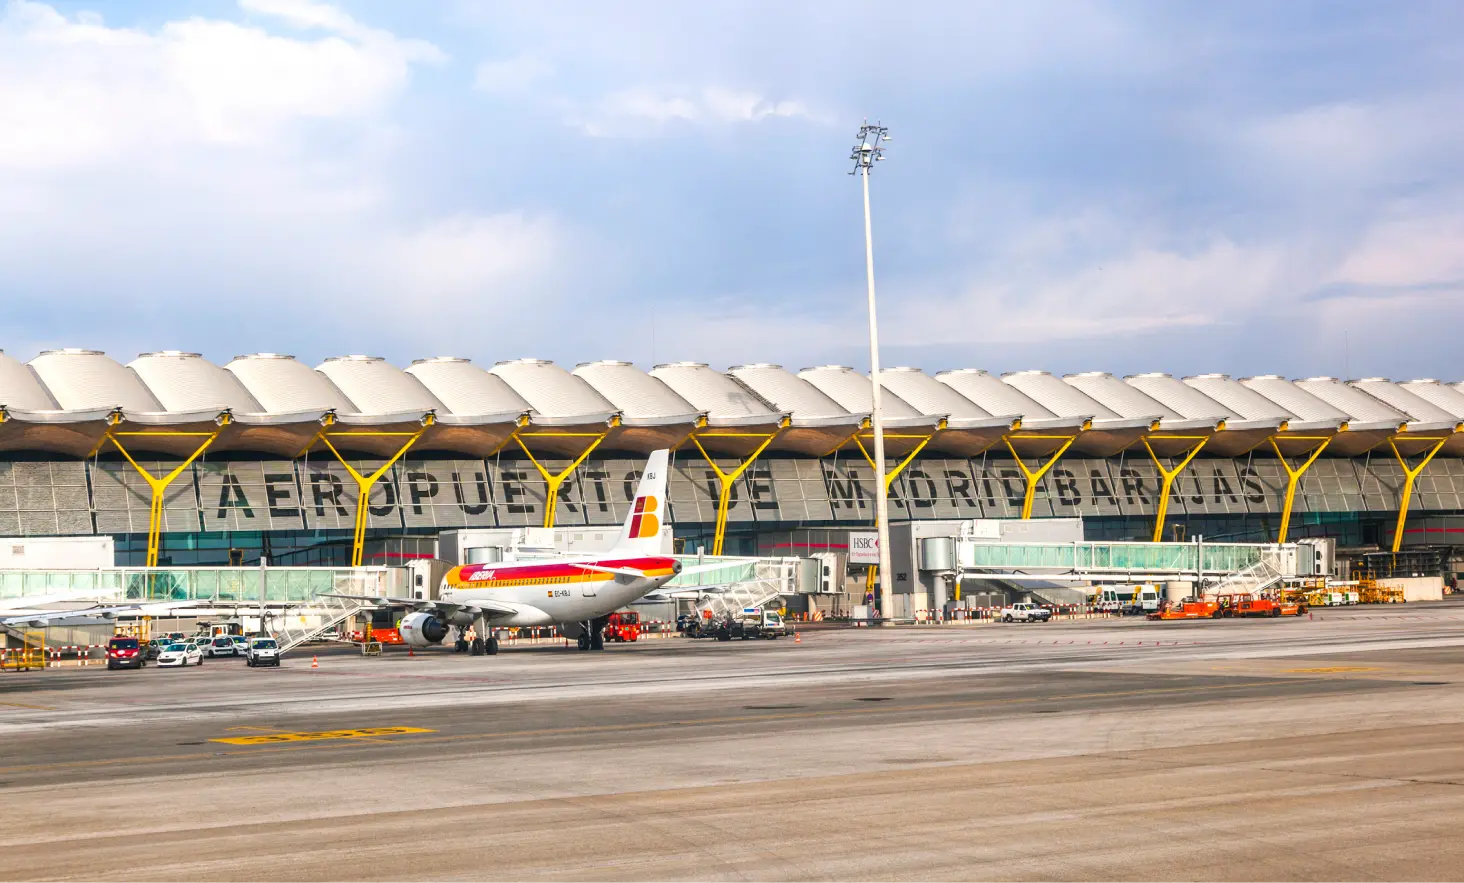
(0, 644), (108, 668)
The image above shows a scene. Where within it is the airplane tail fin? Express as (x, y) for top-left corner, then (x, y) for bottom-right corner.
(612, 449), (670, 555)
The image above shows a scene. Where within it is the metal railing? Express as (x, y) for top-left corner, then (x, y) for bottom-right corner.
(956, 541), (1294, 579)
(0, 567), (396, 605)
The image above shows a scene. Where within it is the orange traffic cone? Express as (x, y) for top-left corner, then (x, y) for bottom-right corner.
(408, 646), (414, 657)
(311, 655), (319, 669)
(794, 631), (801, 644)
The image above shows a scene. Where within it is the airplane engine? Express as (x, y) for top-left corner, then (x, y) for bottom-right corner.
(399, 611), (448, 647)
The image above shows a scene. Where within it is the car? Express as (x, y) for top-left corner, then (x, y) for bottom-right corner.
(143, 639), (167, 660)
(106, 636), (147, 670)
(206, 636), (237, 658)
(230, 635), (250, 656)
(245, 637), (281, 667)
(1000, 602), (1054, 623)
(164, 632), (187, 643)
(156, 642), (204, 667)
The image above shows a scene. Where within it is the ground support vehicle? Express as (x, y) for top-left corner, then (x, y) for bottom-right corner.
(245, 637), (281, 667)
(729, 608), (788, 640)
(604, 611), (641, 643)
(106, 637), (146, 670)
(157, 643), (203, 667)
(1149, 598), (1225, 620)
(1233, 597), (1307, 617)
(1000, 602), (1053, 623)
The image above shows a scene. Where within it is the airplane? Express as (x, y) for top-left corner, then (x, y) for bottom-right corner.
(333, 448), (703, 654)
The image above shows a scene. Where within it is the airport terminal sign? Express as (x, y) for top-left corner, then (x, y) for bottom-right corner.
(2, 449), (1458, 536)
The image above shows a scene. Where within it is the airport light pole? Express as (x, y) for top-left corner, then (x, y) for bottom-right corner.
(850, 121), (893, 621)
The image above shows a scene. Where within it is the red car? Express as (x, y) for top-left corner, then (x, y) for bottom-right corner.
(106, 636), (146, 670)
(604, 611), (640, 643)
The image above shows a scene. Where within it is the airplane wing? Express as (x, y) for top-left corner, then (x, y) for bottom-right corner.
(323, 594), (521, 619)
(636, 586), (730, 603)
(0, 600), (206, 629)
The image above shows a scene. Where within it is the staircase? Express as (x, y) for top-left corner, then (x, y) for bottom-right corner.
(694, 559), (796, 623)
(1205, 553), (1285, 598)
(270, 594), (372, 654)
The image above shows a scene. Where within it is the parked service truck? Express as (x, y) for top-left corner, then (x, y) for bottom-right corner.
(730, 608), (789, 640)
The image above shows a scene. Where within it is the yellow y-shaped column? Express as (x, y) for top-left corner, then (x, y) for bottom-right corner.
(1142, 436), (1209, 543)
(853, 428), (939, 493)
(102, 425), (225, 566)
(1268, 436), (1331, 543)
(314, 423), (431, 566)
(514, 432), (609, 528)
(1001, 435), (1077, 519)
(1388, 436), (1449, 553)
(689, 430), (782, 555)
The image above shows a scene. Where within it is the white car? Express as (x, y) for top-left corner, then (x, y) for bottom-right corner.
(156, 642), (204, 667)
(206, 636), (237, 658)
(230, 635), (250, 656)
(245, 637), (281, 667)
(1000, 602), (1053, 623)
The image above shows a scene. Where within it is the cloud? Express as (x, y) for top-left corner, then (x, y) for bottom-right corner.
(0, 1), (562, 364)
(473, 54), (554, 94)
(571, 87), (820, 137)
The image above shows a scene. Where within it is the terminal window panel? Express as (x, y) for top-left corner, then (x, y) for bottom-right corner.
(91, 459), (201, 535)
(970, 456), (1021, 519)
(295, 460), (403, 531)
(1356, 456), (1406, 513)
(0, 461), (93, 536)
(1237, 457), (1291, 516)
(1414, 459), (1464, 510)
(571, 458), (634, 527)
(821, 459), (881, 523)
(1306, 459), (1367, 514)
(396, 459), (494, 530)
(197, 461), (306, 532)
(665, 459), (717, 524)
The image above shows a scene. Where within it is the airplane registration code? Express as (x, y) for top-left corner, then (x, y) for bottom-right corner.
(211, 726), (435, 745)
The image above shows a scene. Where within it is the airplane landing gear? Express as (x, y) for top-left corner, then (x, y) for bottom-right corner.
(590, 632), (605, 651)
(486, 635), (499, 655)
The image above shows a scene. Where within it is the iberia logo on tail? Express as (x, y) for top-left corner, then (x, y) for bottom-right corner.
(628, 494), (659, 539)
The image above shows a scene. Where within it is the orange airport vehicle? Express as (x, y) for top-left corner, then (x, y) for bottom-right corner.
(1233, 596), (1307, 617)
(1148, 597), (1225, 620)
(603, 611), (641, 643)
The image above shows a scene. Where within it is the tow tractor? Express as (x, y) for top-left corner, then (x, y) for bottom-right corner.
(604, 610), (641, 643)
(1233, 596), (1307, 617)
(1148, 597), (1225, 620)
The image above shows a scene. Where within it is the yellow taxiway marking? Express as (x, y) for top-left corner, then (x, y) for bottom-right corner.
(210, 726), (434, 746)
(0, 701), (56, 710)
(1283, 666), (1380, 674)
(0, 680), (1319, 775)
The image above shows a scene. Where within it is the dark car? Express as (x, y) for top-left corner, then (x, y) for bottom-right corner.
(106, 636), (146, 670)
(144, 639), (167, 660)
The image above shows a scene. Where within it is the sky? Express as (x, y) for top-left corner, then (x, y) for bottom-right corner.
(2, 0), (1462, 380)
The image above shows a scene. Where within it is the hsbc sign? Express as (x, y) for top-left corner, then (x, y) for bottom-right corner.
(848, 531), (880, 564)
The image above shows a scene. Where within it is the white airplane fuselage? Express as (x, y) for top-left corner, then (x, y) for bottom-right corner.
(438, 555), (681, 626)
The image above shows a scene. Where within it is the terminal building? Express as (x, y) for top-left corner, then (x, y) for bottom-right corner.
(3, 348), (1464, 587)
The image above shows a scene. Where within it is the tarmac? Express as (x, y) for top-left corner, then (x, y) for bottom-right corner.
(3, 604), (1464, 880)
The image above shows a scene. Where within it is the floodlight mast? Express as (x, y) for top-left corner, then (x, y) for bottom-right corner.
(850, 121), (894, 623)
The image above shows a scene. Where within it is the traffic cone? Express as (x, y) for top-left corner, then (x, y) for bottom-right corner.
(311, 655), (319, 669)
(795, 631), (801, 644)
(408, 646), (414, 657)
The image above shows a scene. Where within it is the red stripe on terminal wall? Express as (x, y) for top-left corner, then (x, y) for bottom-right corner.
(1401, 527), (1464, 534)
(367, 552), (436, 560)
(758, 542), (850, 550)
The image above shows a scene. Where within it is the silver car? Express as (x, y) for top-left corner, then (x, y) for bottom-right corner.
(206, 636), (237, 658)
